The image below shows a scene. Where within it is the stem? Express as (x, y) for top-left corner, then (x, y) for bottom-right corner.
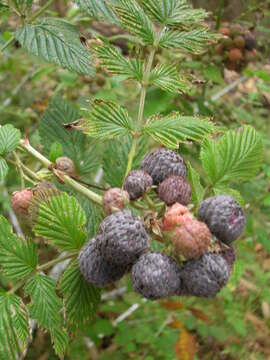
(0, 0), (54, 53)
(19, 139), (103, 207)
(124, 27), (163, 179)
(7, 252), (75, 295)
(13, 152), (25, 189)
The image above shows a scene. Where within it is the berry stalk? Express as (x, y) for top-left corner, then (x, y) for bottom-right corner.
(19, 139), (103, 206)
(124, 27), (163, 178)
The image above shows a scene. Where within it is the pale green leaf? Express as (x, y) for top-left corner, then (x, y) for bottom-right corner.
(49, 142), (64, 163)
(33, 193), (87, 251)
(15, 18), (94, 76)
(143, 114), (216, 148)
(141, 0), (208, 26)
(0, 292), (29, 360)
(39, 97), (100, 177)
(50, 327), (69, 357)
(95, 43), (143, 81)
(73, 0), (119, 23)
(149, 63), (189, 93)
(159, 27), (215, 54)
(59, 261), (100, 333)
(0, 216), (37, 281)
(83, 100), (133, 139)
(0, 124), (21, 156)
(201, 126), (264, 186)
(24, 274), (62, 329)
(0, 158), (8, 181)
(113, 0), (155, 45)
(187, 163), (205, 206)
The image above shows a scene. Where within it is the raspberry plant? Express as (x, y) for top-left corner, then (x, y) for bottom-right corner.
(0, 0), (264, 358)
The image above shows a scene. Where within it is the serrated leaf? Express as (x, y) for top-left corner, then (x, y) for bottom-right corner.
(78, 196), (104, 238)
(0, 158), (8, 181)
(83, 100), (133, 139)
(33, 193), (87, 251)
(59, 261), (100, 333)
(0, 216), (37, 281)
(24, 274), (62, 329)
(103, 135), (147, 187)
(50, 327), (69, 357)
(39, 97), (100, 177)
(141, 0), (208, 26)
(213, 187), (245, 207)
(113, 0), (155, 45)
(0, 292), (29, 360)
(15, 18), (94, 76)
(143, 114), (216, 148)
(201, 126), (264, 186)
(187, 163), (204, 206)
(159, 27), (214, 54)
(0, 124), (21, 156)
(149, 63), (189, 93)
(73, 0), (119, 23)
(94, 43), (143, 81)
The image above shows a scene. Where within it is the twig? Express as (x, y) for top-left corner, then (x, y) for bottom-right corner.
(112, 303), (141, 326)
(101, 286), (127, 301)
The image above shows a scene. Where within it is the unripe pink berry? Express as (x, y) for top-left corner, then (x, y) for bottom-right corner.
(162, 203), (193, 231)
(102, 188), (129, 214)
(11, 189), (33, 216)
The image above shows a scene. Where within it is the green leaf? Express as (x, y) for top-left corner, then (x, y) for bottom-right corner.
(24, 274), (62, 329)
(73, 0), (119, 23)
(83, 100), (134, 139)
(94, 43), (143, 81)
(187, 163), (205, 206)
(15, 18), (94, 76)
(50, 327), (69, 357)
(0, 124), (21, 156)
(149, 63), (189, 93)
(0, 292), (29, 360)
(159, 27), (215, 54)
(141, 0), (208, 26)
(59, 261), (100, 333)
(201, 126), (264, 186)
(213, 187), (244, 207)
(143, 113), (216, 148)
(0, 216), (37, 281)
(103, 135), (147, 187)
(0, 158), (8, 181)
(49, 142), (64, 163)
(203, 65), (224, 84)
(33, 193), (87, 251)
(39, 97), (100, 177)
(113, 0), (155, 45)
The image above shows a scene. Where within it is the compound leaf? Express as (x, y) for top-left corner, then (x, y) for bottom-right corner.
(201, 126), (264, 186)
(83, 100), (133, 139)
(0, 124), (21, 156)
(0, 216), (37, 281)
(143, 114), (216, 148)
(33, 193), (87, 252)
(15, 18), (94, 76)
(59, 260), (101, 333)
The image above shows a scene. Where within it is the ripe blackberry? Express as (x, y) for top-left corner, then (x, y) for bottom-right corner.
(98, 210), (150, 266)
(102, 188), (129, 214)
(245, 32), (256, 51)
(198, 195), (246, 244)
(131, 252), (182, 299)
(140, 148), (187, 185)
(171, 219), (211, 260)
(179, 253), (230, 297)
(78, 237), (127, 287)
(221, 246), (236, 271)
(158, 176), (191, 206)
(123, 170), (153, 200)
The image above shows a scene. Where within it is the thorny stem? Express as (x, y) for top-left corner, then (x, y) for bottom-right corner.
(0, 0), (54, 53)
(124, 27), (164, 179)
(7, 252), (76, 295)
(19, 139), (104, 206)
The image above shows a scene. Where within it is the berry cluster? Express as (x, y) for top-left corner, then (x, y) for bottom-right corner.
(214, 23), (257, 71)
(79, 148), (246, 300)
